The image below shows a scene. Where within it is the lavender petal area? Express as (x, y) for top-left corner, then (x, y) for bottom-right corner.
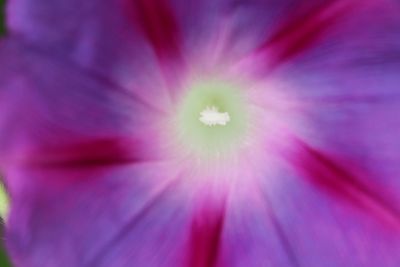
(1, 0), (400, 266)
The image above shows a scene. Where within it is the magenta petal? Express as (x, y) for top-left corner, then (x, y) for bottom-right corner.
(259, 159), (400, 266)
(252, 3), (400, 265)
(235, 0), (400, 75)
(258, 0), (355, 69)
(216, 184), (299, 267)
(292, 141), (400, 229)
(128, 0), (183, 62)
(276, 1), (400, 204)
(1, 0), (400, 266)
(6, 163), (190, 267)
(7, 0), (182, 104)
(0, 40), (163, 190)
(185, 200), (225, 267)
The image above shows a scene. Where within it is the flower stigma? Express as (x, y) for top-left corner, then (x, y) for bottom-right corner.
(199, 106), (231, 127)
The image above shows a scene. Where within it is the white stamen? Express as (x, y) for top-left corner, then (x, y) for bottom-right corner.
(199, 106), (230, 126)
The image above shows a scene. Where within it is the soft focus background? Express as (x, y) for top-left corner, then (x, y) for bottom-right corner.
(0, 223), (11, 267)
(0, 1), (12, 266)
(0, 0), (4, 35)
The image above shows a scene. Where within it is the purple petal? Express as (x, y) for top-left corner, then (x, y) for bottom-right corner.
(1, 0), (400, 267)
(7, 0), (182, 104)
(261, 159), (400, 267)
(6, 162), (188, 267)
(0, 40), (164, 192)
(277, 0), (400, 204)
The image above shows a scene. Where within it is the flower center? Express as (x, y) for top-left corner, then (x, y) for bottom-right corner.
(172, 78), (251, 159)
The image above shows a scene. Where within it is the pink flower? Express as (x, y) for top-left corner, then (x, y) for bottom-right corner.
(1, 0), (400, 266)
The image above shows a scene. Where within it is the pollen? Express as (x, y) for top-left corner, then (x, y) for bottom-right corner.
(199, 106), (231, 126)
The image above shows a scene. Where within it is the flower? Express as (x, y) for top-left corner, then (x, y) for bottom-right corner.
(1, 0), (400, 266)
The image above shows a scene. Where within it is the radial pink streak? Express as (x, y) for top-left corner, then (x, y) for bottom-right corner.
(292, 139), (400, 230)
(126, 0), (182, 61)
(240, 0), (361, 73)
(186, 201), (226, 267)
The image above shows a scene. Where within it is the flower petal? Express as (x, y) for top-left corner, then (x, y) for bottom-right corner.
(278, 0), (400, 205)
(0, 40), (165, 193)
(2, 1), (400, 266)
(5, 162), (191, 267)
(7, 0), (184, 104)
(253, 3), (400, 265)
(260, 159), (400, 266)
(232, 0), (400, 75)
(257, 0), (357, 70)
(216, 182), (299, 267)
